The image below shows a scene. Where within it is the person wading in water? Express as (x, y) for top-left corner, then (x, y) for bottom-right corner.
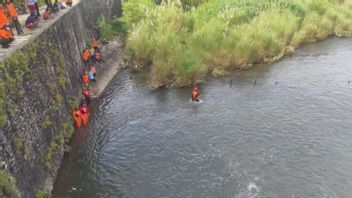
(192, 83), (199, 102)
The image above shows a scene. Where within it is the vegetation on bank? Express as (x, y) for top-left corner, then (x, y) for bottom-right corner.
(0, 171), (19, 198)
(35, 188), (50, 198)
(120, 0), (352, 87)
(44, 120), (74, 170)
(98, 16), (126, 41)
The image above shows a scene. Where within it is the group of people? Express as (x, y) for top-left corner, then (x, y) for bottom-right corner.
(73, 37), (103, 129)
(0, 0), (21, 48)
(0, 0), (73, 48)
(26, 0), (71, 29)
(82, 38), (105, 66)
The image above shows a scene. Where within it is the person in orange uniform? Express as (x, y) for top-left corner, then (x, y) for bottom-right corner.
(73, 107), (82, 128)
(192, 83), (199, 102)
(82, 69), (90, 86)
(80, 104), (89, 126)
(92, 37), (100, 53)
(82, 48), (90, 66)
(6, 0), (24, 35)
(94, 51), (105, 63)
(0, 4), (14, 48)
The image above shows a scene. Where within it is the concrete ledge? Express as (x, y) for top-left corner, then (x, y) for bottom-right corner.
(0, 0), (80, 62)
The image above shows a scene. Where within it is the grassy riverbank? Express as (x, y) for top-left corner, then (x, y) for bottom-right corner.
(121, 0), (352, 87)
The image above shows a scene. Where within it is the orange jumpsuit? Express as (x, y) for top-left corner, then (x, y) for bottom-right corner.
(73, 109), (82, 128)
(0, 7), (14, 40)
(82, 73), (90, 84)
(80, 106), (89, 125)
(192, 90), (198, 101)
(7, 3), (18, 18)
(82, 50), (90, 61)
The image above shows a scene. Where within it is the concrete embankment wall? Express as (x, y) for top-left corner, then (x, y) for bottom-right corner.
(0, 0), (121, 197)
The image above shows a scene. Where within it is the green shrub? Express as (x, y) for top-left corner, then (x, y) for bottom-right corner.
(13, 135), (24, 154)
(35, 189), (49, 198)
(51, 94), (63, 110)
(40, 116), (52, 129)
(69, 97), (81, 111)
(98, 16), (126, 41)
(44, 120), (74, 170)
(0, 81), (7, 128)
(0, 171), (18, 197)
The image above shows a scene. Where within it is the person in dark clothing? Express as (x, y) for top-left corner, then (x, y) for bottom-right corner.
(82, 87), (91, 105)
(25, 14), (37, 29)
(44, 0), (53, 12)
(34, 0), (40, 17)
(66, 0), (72, 7)
(52, 0), (59, 13)
(35, 0), (40, 17)
(80, 96), (86, 106)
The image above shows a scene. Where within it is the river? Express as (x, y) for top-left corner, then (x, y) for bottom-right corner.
(52, 38), (352, 198)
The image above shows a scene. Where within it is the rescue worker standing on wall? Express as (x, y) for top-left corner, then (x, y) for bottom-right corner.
(0, 3), (14, 48)
(92, 37), (100, 53)
(6, 0), (24, 35)
(192, 83), (199, 102)
(82, 48), (90, 67)
(82, 69), (90, 87)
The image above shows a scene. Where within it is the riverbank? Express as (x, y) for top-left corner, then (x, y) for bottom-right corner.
(91, 38), (127, 98)
(122, 0), (352, 87)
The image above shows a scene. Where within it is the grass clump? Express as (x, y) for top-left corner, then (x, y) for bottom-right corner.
(13, 135), (24, 154)
(34, 188), (49, 198)
(0, 81), (7, 127)
(121, 0), (352, 87)
(44, 120), (74, 170)
(40, 116), (53, 129)
(50, 94), (63, 110)
(0, 171), (19, 198)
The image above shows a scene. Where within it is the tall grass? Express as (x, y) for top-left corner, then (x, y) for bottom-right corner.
(98, 16), (126, 41)
(122, 0), (352, 87)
